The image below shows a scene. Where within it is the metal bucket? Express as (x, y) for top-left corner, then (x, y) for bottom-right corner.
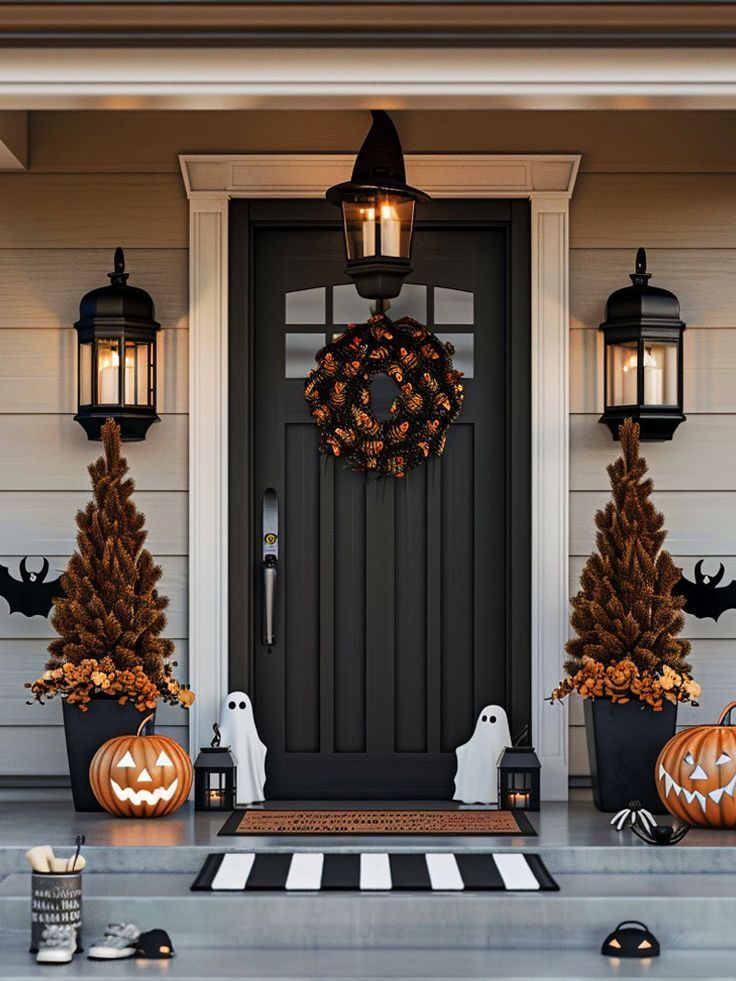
(30, 871), (83, 953)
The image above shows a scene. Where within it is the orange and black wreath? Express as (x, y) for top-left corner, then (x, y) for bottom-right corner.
(304, 314), (464, 478)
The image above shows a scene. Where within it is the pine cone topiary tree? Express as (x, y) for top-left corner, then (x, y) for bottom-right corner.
(28, 419), (192, 711)
(553, 417), (699, 709)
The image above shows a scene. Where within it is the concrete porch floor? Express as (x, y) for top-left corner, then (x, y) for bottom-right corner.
(2, 798), (736, 979)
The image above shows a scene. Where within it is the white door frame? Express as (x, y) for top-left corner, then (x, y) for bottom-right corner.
(180, 152), (580, 800)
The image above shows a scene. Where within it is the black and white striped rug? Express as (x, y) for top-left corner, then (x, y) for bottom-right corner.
(192, 852), (558, 892)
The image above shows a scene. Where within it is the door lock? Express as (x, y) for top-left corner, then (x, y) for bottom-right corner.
(262, 488), (279, 649)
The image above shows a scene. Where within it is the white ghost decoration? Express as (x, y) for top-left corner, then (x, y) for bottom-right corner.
(453, 705), (511, 806)
(218, 691), (267, 805)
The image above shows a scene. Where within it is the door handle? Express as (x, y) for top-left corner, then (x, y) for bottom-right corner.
(262, 488), (279, 650)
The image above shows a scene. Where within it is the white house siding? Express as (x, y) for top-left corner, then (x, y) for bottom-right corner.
(0, 168), (189, 775)
(568, 174), (736, 777)
(1, 109), (735, 779)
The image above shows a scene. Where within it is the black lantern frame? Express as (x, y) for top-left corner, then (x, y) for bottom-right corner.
(194, 746), (236, 812)
(326, 110), (430, 301)
(74, 247), (161, 442)
(599, 248), (686, 442)
(498, 746), (541, 812)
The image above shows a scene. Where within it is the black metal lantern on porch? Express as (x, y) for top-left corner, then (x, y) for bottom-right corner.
(498, 746), (541, 812)
(600, 248), (686, 441)
(194, 725), (236, 812)
(74, 247), (160, 441)
(326, 110), (430, 301)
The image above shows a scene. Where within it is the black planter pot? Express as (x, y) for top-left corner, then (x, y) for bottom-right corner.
(62, 698), (155, 812)
(584, 698), (677, 814)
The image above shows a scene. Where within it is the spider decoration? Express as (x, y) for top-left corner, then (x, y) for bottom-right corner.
(610, 800), (656, 833)
(610, 799), (690, 846)
(305, 314), (464, 479)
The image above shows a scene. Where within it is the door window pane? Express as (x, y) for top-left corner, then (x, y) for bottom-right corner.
(285, 287), (326, 325)
(332, 285), (373, 325)
(285, 333), (324, 378)
(434, 287), (474, 325)
(437, 333), (474, 378)
(387, 284), (427, 322)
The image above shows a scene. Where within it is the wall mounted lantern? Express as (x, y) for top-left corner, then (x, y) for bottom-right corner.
(74, 247), (160, 441)
(498, 746), (541, 812)
(326, 110), (430, 301)
(600, 247), (686, 441)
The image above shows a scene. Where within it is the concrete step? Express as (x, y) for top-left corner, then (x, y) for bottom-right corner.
(0, 940), (733, 980)
(2, 870), (736, 951)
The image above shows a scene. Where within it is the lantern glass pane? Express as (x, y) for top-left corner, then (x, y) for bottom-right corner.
(96, 339), (121, 405)
(79, 342), (93, 405)
(607, 340), (639, 406)
(124, 341), (152, 407)
(642, 340), (678, 405)
(342, 194), (415, 260)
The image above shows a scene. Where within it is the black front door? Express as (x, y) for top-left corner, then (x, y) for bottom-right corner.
(230, 199), (530, 799)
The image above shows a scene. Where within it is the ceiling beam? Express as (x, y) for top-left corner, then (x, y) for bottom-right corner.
(0, 110), (27, 169)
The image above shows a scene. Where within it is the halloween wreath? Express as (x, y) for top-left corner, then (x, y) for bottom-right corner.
(304, 314), (464, 478)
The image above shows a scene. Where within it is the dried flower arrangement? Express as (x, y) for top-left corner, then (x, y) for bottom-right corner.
(27, 419), (193, 712)
(551, 418), (700, 711)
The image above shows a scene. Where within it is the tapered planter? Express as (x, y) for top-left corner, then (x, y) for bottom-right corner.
(62, 698), (155, 812)
(584, 698), (677, 814)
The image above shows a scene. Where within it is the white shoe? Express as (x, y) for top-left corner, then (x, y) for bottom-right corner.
(36, 924), (77, 964)
(88, 923), (140, 960)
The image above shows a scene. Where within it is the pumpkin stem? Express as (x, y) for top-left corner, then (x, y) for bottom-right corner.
(718, 702), (736, 725)
(136, 713), (155, 737)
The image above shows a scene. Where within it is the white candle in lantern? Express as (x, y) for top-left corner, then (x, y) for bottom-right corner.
(98, 349), (120, 403)
(643, 346), (664, 404)
(361, 207), (376, 256)
(124, 348), (137, 404)
(380, 203), (401, 257)
(621, 353), (638, 405)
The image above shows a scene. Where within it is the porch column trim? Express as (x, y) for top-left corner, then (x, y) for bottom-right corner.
(181, 152), (580, 799)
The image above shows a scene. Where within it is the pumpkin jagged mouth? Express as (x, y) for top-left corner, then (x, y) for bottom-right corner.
(658, 763), (736, 812)
(110, 778), (179, 807)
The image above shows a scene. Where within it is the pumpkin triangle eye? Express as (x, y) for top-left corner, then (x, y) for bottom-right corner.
(117, 751), (136, 768)
(608, 939), (621, 949)
(684, 753), (695, 765)
(638, 940), (652, 950)
(156, 750), (173, 767)
(716, 752), (732, 765)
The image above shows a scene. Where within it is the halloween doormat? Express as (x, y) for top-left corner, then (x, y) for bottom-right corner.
(192, 851), (557, 892)
(218, 808), (536, 837)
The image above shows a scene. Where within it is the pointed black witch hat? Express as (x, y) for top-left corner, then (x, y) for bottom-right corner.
(326, 110), (430, 204)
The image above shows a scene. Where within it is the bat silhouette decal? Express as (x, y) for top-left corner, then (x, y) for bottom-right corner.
(676, 560), (736, 622)
(0, 557), (64, 618)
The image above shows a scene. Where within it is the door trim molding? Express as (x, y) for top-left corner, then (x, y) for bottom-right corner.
(180, 152), (580, 800)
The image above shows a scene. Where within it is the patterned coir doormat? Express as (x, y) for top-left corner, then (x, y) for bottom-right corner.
(218, 809), (536, 836)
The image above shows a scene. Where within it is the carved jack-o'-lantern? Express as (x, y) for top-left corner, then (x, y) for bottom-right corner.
(656, 701), (736, 828)
(89, 714), (192, 818)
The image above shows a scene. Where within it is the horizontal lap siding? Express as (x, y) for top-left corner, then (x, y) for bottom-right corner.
(0, 174), (189, 777)
(569, 172), (736, 777)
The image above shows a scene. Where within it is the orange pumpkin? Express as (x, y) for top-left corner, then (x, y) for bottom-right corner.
(89, 714), (192, 818)
(656, 701), (736, 828)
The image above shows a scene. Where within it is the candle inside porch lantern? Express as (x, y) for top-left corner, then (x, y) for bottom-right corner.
(361, 206), (376, 256)
(98, 348), (120, 404)
(642, 346), (664, 404)
(379, 203), (401, 256)
(621, 352), (638, 405)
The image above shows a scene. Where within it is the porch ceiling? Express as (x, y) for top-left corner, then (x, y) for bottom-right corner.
(3, 46), (736, 110)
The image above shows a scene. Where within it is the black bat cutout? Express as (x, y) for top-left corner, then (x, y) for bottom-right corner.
(676, 560), (736, 621)
(0, 557), (64, 618)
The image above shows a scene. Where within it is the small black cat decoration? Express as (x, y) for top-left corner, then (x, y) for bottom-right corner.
(0, 557), (65, 618)
(676, 560), (736, 622)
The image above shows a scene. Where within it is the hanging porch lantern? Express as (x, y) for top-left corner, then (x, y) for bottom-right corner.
(326, 110), (430, 300)
(74, 247), (160, 441)
(599, 248), (686, 441)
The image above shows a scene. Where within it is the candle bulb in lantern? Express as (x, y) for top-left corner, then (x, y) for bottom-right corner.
(621, 353), (638, 405)
(98, 348), (120, 404)
(379, 202), (401, 257)
(361, 207), (376, 257)
(643, 346), (664, 404)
